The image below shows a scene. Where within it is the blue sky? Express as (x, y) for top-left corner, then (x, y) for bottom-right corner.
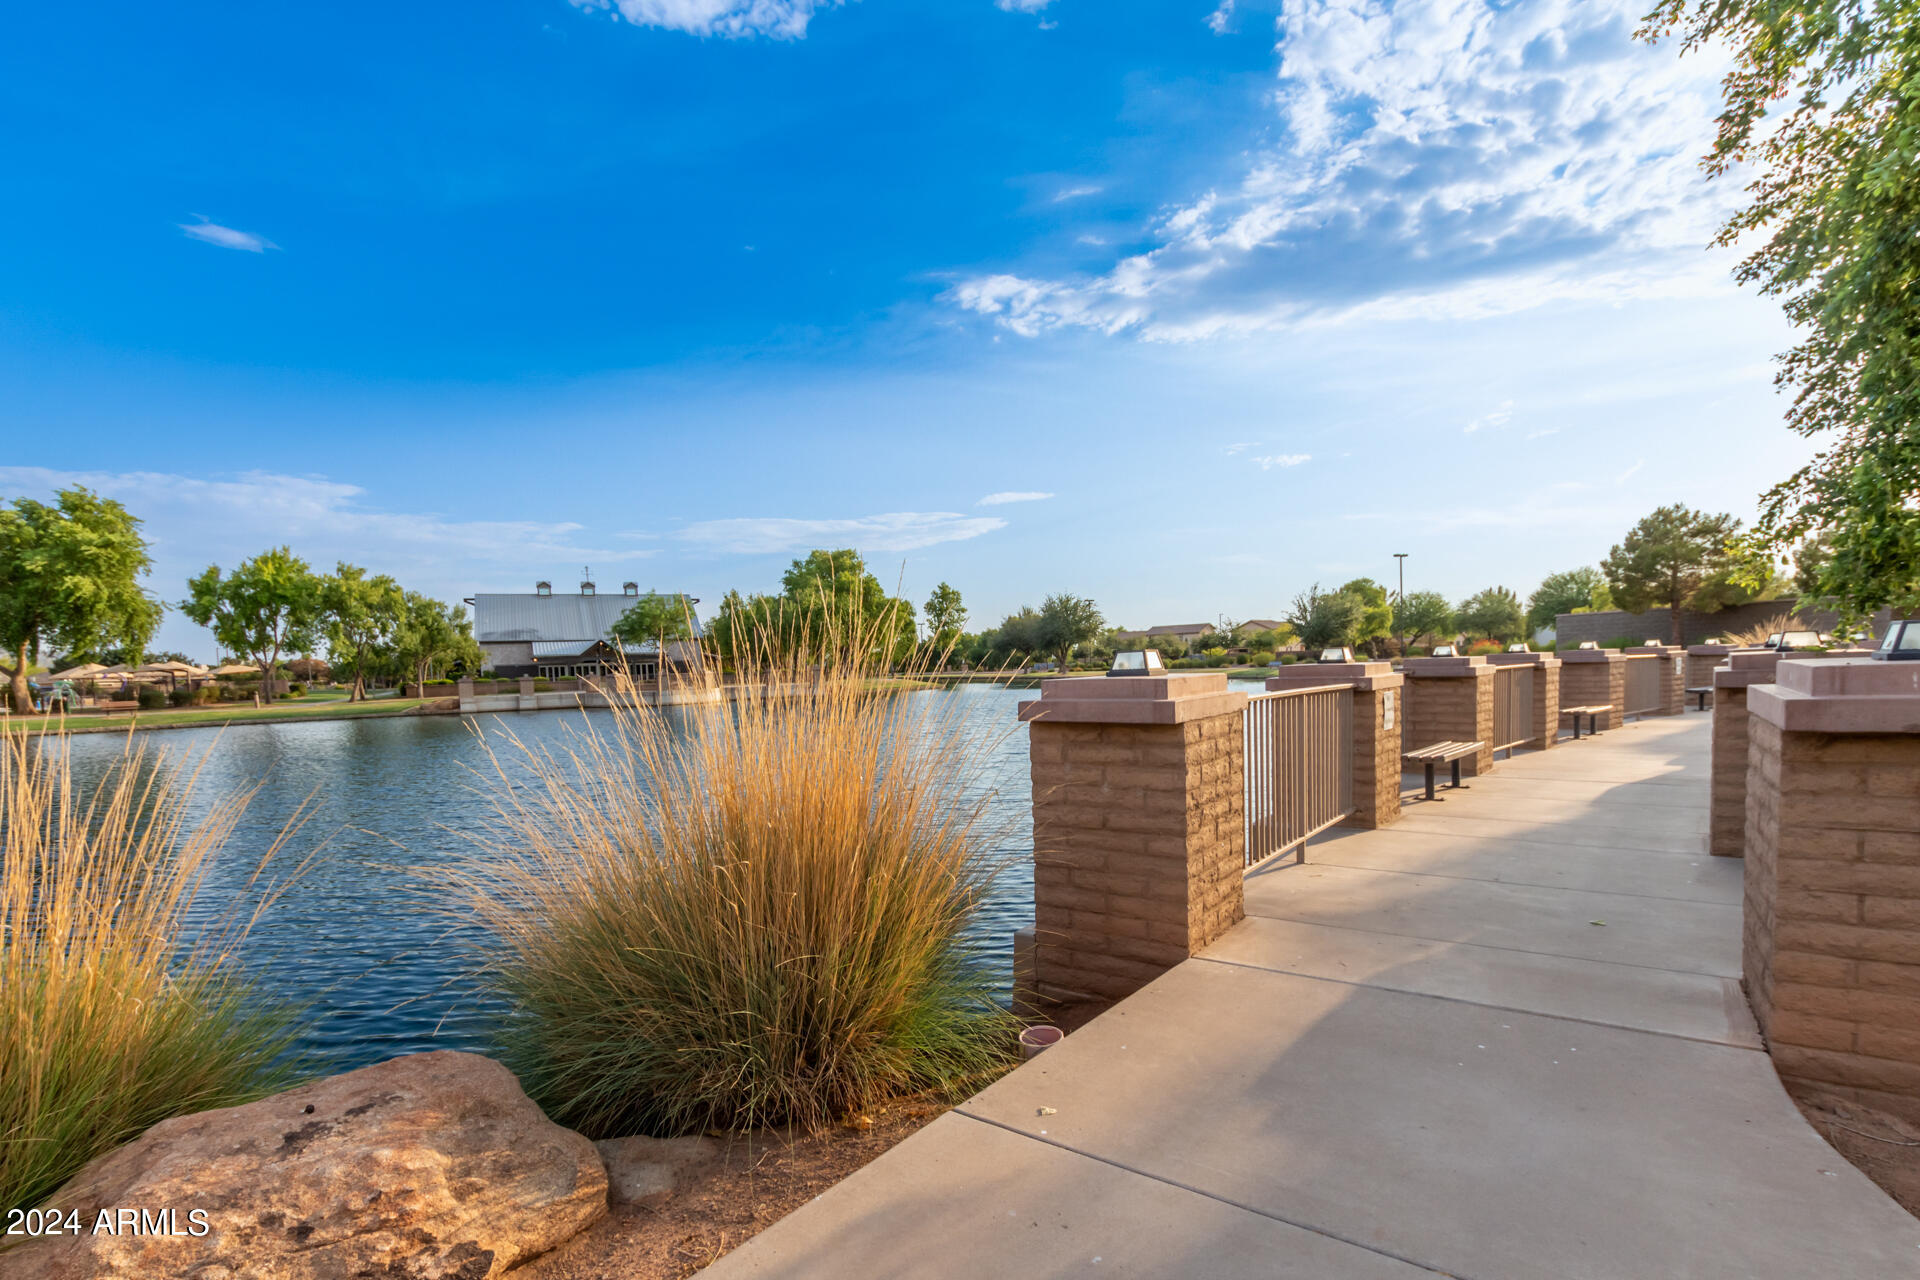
(2, 0), (1806, 657)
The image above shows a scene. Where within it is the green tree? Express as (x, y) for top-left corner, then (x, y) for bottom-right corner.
(1035, 593), (1105, 670)
(923, 581), (967, 658)
(394, 592), (482, 688)
(1526, 568), (1612, 632)
(1393, 591), (1456, 647)
(321, 563), (404, 701)
(1286, 584), (1361, 651)
(1339, 578), (1394, 654)
(1456, 587), (1526, 643)
(779, 549), (916, 665)
(1601, 505), (1743, 644)
(0, 487), (160, 714)
(180, 548), (323, 704)
(610, 592), (698, 667)
(1641, 2), (1920, 619)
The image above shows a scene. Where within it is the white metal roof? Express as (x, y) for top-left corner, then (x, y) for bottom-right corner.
(472, 592), (703, 644)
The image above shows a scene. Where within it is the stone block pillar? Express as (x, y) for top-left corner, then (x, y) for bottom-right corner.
(1557, 649), (1626, 731)
(1019, 672), (1249, 1004)
(1264, 661), (1405, 829)
(517, 676), (536, 696)
(1686, 644), (1742, 702)
(1744, 658), (1920, 1121)
(1624, 643), (1686, 716)
(456, 677), (475, 701)
(1486, 651), (1563, 752)
(1709, 650), (1783, 858)
(1400, 657), (1496, 777)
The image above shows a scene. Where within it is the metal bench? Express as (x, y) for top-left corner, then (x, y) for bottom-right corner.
(1686, 686), (1713, 711)
(1404, 740), (1483, 801)
(1561, 704), (1611, 739)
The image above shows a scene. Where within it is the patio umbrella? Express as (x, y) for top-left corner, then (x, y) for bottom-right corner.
(50, 662), (108, 681)
(212, 663), (260, 676)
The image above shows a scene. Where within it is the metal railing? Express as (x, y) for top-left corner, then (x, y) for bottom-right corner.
(1490, 663), (1535, 754)
(1623, 655), (1661, 717)
(1244, 684), (1354, 868)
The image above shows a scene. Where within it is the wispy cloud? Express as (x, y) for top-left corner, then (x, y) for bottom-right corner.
(996, 0), (1054, 11)
(571, 0), (836, 39)
(977, 490), (1054, 506)
(1224, 442), (1258, 455)
(1252, 454), (1310, 470)
(1616, 458), (1645, 484)
(1205, 1), (1235, 34)
(1052, 185), (1102, 203)
(179, 217), (274, 253)
(949, 0), (1736, 340)
(675, 512), (1006, 554)
(1527, 427), (1561, 440)
(1464, 400), (1516, 434)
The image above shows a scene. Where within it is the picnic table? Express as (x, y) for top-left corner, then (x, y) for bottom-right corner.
(1686, 686), (1714, 711)
(1404, 740), (1483, 801)
(1561, 704), (1611, 739)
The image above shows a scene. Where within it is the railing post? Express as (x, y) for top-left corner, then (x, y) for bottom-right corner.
(1264, 661), (1402, 829)
(1557, 649), (1626, 731)
(1743, 658), (1920, 1118)
(1400, 656), (1496, 777)
(1018, 672), (1248, 1005)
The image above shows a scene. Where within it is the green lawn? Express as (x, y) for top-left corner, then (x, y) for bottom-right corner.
(3, 696), (443, 735)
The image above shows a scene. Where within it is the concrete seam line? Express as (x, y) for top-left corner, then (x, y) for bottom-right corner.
(1228, 913), (1738, 981)
(948, 1110), (1469, 1279)
(1264, 862), (1734, 908)
(1187, 956), (1765, 1052)
(1462, 772), (1699, 789)
(1378, 823), (1709, 859)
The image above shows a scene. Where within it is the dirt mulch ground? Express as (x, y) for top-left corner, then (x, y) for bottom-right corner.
(1791, 1084), (1920, 1218)
(519, 1096), (950, 1280)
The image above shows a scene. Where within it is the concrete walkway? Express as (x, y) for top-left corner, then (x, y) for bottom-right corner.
(707, 717), (1920, 1279)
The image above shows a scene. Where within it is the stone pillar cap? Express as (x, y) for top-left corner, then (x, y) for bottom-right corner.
(1559, 648), (1625, 663)
(1402, 655), (1492, 676)
(1713, 650), (1783, 688)
(1484, 651), (1561, 668)
(1019, 670), (1249, 725)
(1687, 643), (1748, 656)
(1750, 658), (1920, 733)
(1265, 661), (1403, 691)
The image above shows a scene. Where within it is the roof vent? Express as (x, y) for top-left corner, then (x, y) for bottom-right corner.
(535, 581), (552, 597)
(623, 582), (639, 596)
(580, 581), (596, 596)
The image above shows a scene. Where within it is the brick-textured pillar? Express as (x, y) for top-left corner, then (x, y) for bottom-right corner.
(1486, 651), (1562, 752)
(1709, 651), (1783, 858)
(1264, 660), (1404, 829)
(1744, 658), (1920, 1121)
(1400, 657), (1496, 777)
(1020, 672), (1248, 1004)
(1557, 650), (1626, 731)
(1686, 644), (1742, 704)
(1624, 644), (1685, 715)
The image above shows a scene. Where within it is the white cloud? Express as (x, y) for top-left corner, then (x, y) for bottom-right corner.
(949, 0), (1737, 339)
(1206, 1), (1235, 34)
(996, 0), (1054, 11)
(1615, 458), (1645, 484)
(675, 512), (1007, 554)
(571, 0), (836, 38)
(1224, 442), (1258, 455)
(180, 218), (274, 253)
(1252, 453), (1311, 469)
(1527, 427), (1560, 440)
(1053, 185), (1103, 203)
(1464, 399), (1515, 433)
(977, 490), (1054, 505)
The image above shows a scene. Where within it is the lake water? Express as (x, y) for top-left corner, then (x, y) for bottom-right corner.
(59, 686), (1037, 1075)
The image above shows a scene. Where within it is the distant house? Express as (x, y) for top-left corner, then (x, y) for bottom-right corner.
(1240, 619), (1285, 634)
(468, 579), (702, 679)
(1147, 623), (1213, 642)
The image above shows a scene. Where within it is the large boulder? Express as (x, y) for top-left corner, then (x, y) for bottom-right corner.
(8, 1051), (606, 1279)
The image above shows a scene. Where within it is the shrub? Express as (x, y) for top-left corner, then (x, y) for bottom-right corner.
(134, 685), (165, 711)
(1248, 649), (1275, 667)
(167, 687), (193, 708)
(1, 729), (305, 1213)
(457, 611), (1016, 1139)
(1466, 640), (1502, 656)
(531, 679), (553, 692)
(288, 682), (307, 697)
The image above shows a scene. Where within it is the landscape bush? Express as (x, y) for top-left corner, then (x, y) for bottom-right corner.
(458, 608), (1017, 1138)
(0, 729), (307, 1213)
(133, 685), (165, 710)
(167, 687), (193, 707)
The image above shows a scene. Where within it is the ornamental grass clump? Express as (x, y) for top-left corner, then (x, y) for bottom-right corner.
(462, 608), (1017, 1139)
(0, 727), (308, 1214)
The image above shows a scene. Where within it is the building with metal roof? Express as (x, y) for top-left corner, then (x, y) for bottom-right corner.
(469, 578), (702, 678)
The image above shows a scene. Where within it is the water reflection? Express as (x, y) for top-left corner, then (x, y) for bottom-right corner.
(58, 687), (1036, 1073)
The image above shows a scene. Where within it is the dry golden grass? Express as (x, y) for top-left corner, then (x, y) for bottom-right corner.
(456, 605), (1019, 1138)
(1718, 612), (1800, 646)
(0, 726), (310, 1213)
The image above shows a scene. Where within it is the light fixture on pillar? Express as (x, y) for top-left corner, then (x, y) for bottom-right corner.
(1507, 642), (1531, 653)
(1872, 619), (1920, 661)
(1576, 641), (1599, 651)
(1430, 643), (1457, 658)
(1316, 646), (1355, 663)
(1644, 638), (1663, 647)
(1107, 650), (1166, 677)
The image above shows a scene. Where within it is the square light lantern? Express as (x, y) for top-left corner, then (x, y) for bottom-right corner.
(1873, 619), (1920, 661)
(1430, 644), (1458, 658)
(1507, 642), (1531, 653)
(1107, 649), (1166, 677)
(1317, 646), (1355, 663)
(1576, 641), (1599, 651)
(1644, 638), (1663, 647)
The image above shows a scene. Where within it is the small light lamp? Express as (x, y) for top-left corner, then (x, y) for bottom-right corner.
(1644, 638), (1663, 647)
(1577, 641), (1599, 651)
(1430, 644), (1457, 658)
(1507, 642), (1531, 653)
(1872, 619), (1920, 662)
(1317, 646), (1354, 663)
(1107, 649), (1166, 677)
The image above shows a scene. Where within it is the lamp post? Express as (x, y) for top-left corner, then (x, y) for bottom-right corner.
(1393, 552), (1409, 646)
